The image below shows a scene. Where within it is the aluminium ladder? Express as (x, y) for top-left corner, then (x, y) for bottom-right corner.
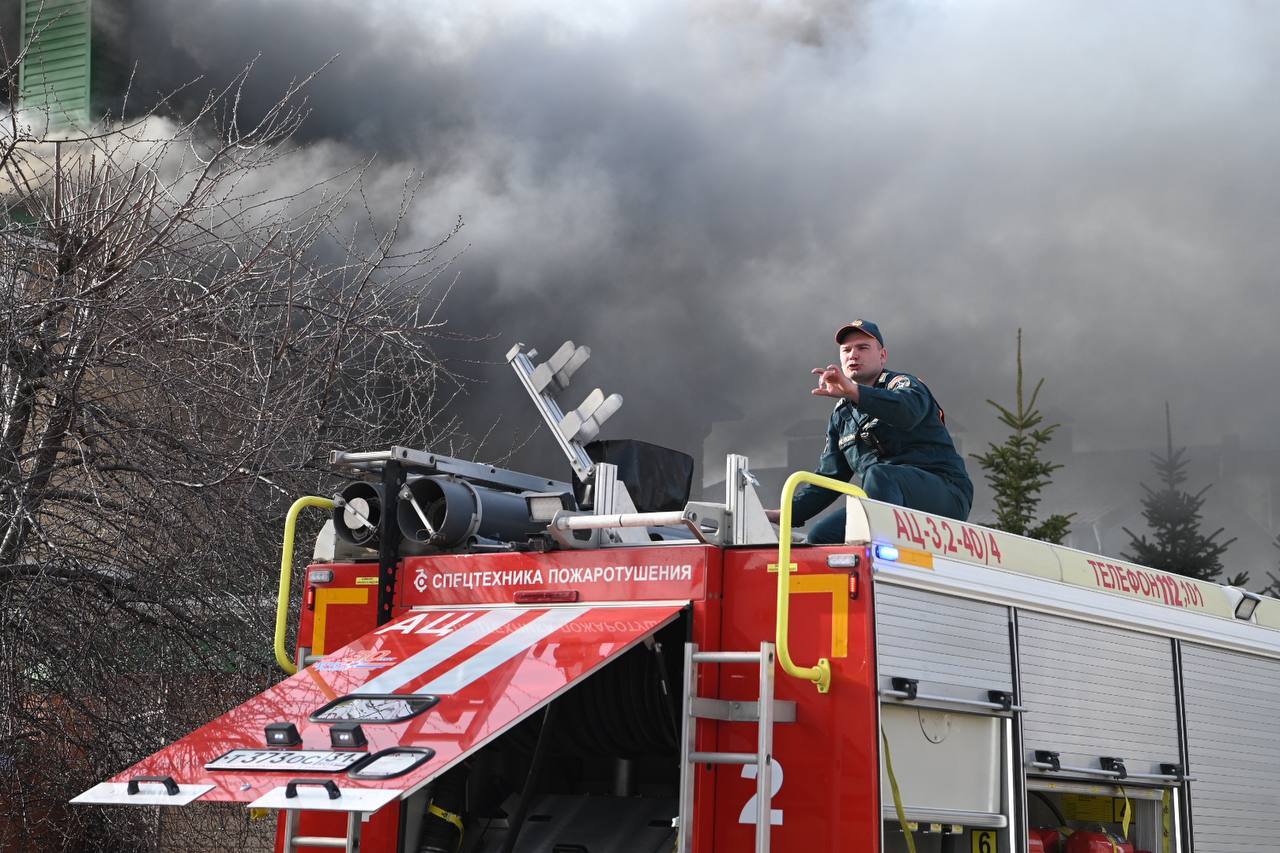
(677, 641), (795, 853)
(280, 782), (364, 852)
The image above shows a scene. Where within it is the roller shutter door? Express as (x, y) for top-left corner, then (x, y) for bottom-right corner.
(1182, 643), (1280, 851)
(1019, 613), (1179, 777)
(875, 584), (1012, 703)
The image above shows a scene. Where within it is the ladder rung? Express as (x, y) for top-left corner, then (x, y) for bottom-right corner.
(691, 651), (762, 664)
(690, 751), (757, 765)
(289, 837), (349, 849)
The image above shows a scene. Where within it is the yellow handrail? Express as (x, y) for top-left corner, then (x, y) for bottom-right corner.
(776, 471), (867, 693)
(275, 495), (335, 674)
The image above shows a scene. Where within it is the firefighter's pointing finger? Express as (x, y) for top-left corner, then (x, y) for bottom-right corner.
(811, 365), (853, 398)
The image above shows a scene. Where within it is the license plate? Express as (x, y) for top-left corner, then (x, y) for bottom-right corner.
(206, 749), (365, 773)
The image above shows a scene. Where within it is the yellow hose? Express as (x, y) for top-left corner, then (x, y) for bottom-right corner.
(776, 471), (866, 693)
(274, 496), (335, 674)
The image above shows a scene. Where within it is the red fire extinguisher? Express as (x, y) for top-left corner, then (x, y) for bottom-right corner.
(1029, 827), (1062, 852)
(1063, 829), (1134, 853)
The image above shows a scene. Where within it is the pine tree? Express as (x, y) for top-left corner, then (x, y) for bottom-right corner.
(1263, 534), (1280, 596)
(1122, 404), (1241, 583)
(971, 330), (1075, 543)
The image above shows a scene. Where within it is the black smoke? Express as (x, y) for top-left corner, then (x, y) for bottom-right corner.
(83, 1), (1280, 522)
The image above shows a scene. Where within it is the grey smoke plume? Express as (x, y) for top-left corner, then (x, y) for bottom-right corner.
(94, 1), (1280, 523)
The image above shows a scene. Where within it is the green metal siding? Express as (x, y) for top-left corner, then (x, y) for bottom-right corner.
(19, 0), (91, 130)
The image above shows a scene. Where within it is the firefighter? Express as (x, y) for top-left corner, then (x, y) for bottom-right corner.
(767, 319), (973, 544)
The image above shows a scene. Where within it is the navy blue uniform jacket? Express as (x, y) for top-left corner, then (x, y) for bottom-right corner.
(791, 369), (973, 524)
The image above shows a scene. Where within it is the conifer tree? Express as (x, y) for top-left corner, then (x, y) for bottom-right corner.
(971, 330), (1074, 543)
(1122, 404), (1241, 583)
(1263, 534), (1280, 596)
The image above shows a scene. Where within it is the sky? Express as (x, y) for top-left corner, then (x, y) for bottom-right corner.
(39, 1), (1280, 533)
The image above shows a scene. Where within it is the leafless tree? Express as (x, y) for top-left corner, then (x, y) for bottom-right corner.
(0, 44), (475, 851)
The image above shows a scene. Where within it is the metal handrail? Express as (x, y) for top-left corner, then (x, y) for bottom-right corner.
(551, 508), (717, 543)
(879, 688), (1028, 713)
(1029, 762), (1191, 783)
(274, 496), (335, 674)
(775, 471), (867, 693)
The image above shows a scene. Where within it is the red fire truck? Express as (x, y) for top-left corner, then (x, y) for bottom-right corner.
(73, 342), (1280, 852)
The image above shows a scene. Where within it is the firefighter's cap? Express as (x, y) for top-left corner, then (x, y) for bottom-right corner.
(834, 319), (884, 347)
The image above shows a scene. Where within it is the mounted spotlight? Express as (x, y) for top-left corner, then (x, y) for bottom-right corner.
(331, 481), (383, 547)
(529, 340), (591, 393)
(559, 388), (624, 445)
(1234, 588), (1262, 621)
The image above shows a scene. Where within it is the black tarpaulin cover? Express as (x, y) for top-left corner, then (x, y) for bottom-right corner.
(575, 439), (694, 512)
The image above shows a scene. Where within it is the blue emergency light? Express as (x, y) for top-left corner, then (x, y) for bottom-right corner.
(874, 544), (900, 562)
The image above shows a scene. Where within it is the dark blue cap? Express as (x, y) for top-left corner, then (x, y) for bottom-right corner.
(834, 319), (884, 347)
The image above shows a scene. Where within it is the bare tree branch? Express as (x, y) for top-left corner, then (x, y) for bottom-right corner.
(1, 40), (476, 852)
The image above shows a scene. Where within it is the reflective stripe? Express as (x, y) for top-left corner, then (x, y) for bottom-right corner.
(353, 609), (526, 695)
(416, 607), (591, 695)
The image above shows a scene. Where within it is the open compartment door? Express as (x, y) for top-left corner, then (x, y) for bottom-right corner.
(72, 602), (686, 808)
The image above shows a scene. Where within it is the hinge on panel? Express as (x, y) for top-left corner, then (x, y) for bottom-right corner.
(1034, 750), (1061, 772)
(986, 690), (1013, 711)
(890, 677), (919, 700)
(1099, 756), (1127, 779)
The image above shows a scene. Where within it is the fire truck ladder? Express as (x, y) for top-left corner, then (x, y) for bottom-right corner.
(275, 778), (366, 850)
(676, 642), (795, 853)
(262, 780), (399, 853)
(281, 807), (361, 853)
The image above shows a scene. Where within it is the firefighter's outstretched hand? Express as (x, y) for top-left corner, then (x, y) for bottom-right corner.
(811, 365), (856, 399)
